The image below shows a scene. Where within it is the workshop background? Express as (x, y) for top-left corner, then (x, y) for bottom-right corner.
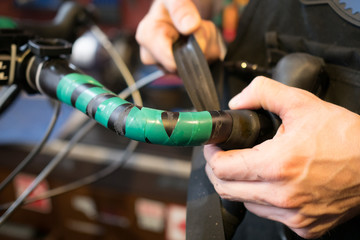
(0, 0), (248, 239)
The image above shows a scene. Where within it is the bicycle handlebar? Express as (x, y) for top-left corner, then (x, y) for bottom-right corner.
(25, 55), (277, 148)
(0, 3), (279, 149)
(0, 4), (279, 149)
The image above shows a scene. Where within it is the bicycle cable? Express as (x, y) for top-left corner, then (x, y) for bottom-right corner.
(91, 25), (143, 106)
(0, 85), (20, 114)
(0, 99), (61, 192)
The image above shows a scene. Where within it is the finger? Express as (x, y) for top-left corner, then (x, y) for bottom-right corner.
(244, 203), (330, 239)
(204, 144), (263, 181)
(204, 143), (289, 182)
(136, 18), (179, 71)
(245, 202), (298, 223)
(244, 202), (312, 230)
(139, 47), (157, 66)
(163, 0), (201, 34)
(193, 20), (221, 61)
(206, 163), (312, 210)
(205, 164), (283, 205)
(228, 76), (314, 118)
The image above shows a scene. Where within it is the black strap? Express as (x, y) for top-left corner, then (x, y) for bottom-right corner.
(186, 147), (226, 239)
(173, 34), (247, 240)
(173, 35), (220, 111)
(173, 34), (226, 240)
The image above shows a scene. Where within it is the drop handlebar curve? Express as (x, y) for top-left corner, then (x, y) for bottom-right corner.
(26, 57), (277, 148)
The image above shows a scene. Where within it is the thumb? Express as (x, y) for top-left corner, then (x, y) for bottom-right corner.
(228, 76), (309, 117)
(163, 0), (201, 34)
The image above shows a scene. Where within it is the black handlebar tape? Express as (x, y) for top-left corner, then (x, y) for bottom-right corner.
(220, 109), (280, 150)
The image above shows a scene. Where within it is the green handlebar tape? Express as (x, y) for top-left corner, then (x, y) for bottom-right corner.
(30, 58), (275, 148)
(56, 73), (213, 146)
(57, 73), (103, 106)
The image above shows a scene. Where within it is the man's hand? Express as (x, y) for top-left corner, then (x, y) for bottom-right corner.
(135, 0), (221, 72)
(204, 76), (360, 239)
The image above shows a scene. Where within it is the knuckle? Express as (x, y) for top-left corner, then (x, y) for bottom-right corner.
(250, 76), (274, 98)
(168, 4), (186, 21)
(287, 215), (313, 230)
(290, 90), (314, 109)
(251, 76), (270, 89)
(273, 149), (303, 181)
(274, 191), (298, 208)
(272, 162), (288, 181)
(275, 195), (291, 209)
(277, 159), (300, 181)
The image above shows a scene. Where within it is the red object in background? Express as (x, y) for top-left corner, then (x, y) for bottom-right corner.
(14, 173), (52, 214)
(222, 3), (239, 43)
(166, 204), (186, 240)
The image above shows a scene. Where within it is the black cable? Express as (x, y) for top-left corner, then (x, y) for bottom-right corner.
(0, 85), (20, 115)
(0, 117), (94, 226)
(0, 126), (138, 211)
(0, 100), (61, 193)
(21, 140), (137, 206)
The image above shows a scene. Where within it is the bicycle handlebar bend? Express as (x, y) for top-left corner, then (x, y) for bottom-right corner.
(26, 56), (276, 148)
